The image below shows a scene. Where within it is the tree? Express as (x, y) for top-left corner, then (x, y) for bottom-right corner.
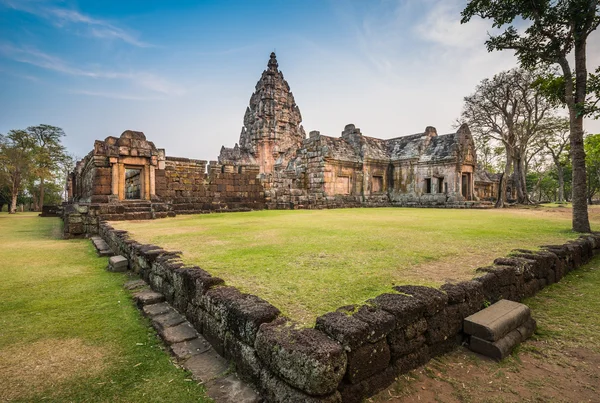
(538, 118), (571, 202)
(461, 0), (599, 231)
(460, 68), (554, 207)
(585, 133), (600, 203)
(0, 131), (36, 213)
(26, 124), (67, 210)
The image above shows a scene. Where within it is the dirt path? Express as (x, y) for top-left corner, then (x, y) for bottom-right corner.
(371, 343), (600, 403)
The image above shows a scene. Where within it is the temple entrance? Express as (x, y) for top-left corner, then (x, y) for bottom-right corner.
(125, 168), (142, 200)
(461, 173), (471, 199)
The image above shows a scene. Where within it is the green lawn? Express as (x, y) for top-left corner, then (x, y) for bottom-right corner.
(0, 213), (210, 402)
(113, 206), (599, 325)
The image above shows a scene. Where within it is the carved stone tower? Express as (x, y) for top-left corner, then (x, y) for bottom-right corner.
(219, 52), (305, 174)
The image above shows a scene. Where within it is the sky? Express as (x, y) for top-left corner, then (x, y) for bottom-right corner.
(1, 0), (599, 162)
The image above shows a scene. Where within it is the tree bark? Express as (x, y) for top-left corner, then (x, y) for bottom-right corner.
(559, 46), (591, 232)
(10, 190), (17, 214)
(496, 155), (512, 208)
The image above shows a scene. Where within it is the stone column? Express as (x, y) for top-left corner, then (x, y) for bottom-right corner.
(149, 165), (156, 196)
(144, 166), (151, 200)
(111, 161), (119, 196)
(118, 163), (125, 200)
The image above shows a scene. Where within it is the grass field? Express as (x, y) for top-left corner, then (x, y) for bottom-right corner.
(113, 206), (600, 325)
(0, 213), (210, 402)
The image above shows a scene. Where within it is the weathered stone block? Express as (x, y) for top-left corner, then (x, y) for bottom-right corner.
(224, 293), (280, 346)
(369, 293), (426, 328)
(108, 255), (128, 272)
(469, 317), (536, 360)
(345, 339), (390, 384)
(159, 322), (198, 345)
(315, 311), (370, 351)
(259, 369), (342, 403)
(201, 312), (226, 355)
(338, 366), (397, 403)
(224, 332), (263, 384)
(255, 318), (347, 396)
(393, 285), (448, 317)
(464, 299), (531, 342)
(393, 345), (430, 374)
(352, 305), (396, 343)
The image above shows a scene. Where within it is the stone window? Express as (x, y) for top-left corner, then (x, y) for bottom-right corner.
(437, 177), (444, 193)
(372, 176), (383, 193)
(424, 178), (432, 194)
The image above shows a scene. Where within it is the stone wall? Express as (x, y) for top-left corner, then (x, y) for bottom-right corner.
(96, 220), (600, 402)
(157, 157), (265, 214)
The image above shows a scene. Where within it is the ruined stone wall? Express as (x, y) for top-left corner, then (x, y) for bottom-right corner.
(389, 161), (461, 206)
(97, 219), (600, 402)
(157, 157), (265, 213)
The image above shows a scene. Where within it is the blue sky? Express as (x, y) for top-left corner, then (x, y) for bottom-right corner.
(1, 0), (599, 162)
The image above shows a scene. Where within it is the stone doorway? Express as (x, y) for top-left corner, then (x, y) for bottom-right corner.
(125, 168), (142, 200)
(462, 173), (472, 200)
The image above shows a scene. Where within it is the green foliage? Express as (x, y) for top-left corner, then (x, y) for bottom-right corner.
(585, 133), (600, 201)
(0, 214), (210, 402)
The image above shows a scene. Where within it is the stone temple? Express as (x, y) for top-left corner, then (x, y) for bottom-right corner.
(65, 52), (497, 236)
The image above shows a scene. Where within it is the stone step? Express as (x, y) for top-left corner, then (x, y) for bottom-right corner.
(469, 317), (536, 360)
(133, 290), (166, 307)
(107, 255), (128, 272)
(464, 299), (531, 342)
(90, 236), (113, 257)
(131, 281), (260, 402)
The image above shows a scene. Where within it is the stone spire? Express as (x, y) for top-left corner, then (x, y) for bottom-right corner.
(222, 52), (305, 174)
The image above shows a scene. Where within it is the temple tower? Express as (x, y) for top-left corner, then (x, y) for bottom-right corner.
(219, 52), (305, 174)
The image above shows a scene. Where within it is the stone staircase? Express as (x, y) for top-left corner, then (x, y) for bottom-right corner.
(99, 201), (174, 221)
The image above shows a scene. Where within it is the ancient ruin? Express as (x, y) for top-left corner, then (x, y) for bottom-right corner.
(65, 52), (498, 237)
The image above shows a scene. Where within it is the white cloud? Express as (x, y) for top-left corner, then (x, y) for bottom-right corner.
(0, 0), (152, 48)
(0, 44), (185, 96)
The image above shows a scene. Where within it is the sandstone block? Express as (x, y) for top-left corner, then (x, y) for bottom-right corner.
(108, 255), (128, 272)
(171, 336), (212, 361)
(152, 310), (186, 331)
(464, 299), (531, 342)
(134, 290), (165, 307)
(255, 318), (347, 396)
(160, 322), (198, 345)
(469, 317), (536, 360)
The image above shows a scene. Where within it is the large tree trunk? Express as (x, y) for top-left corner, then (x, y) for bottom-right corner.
(10, 190), (17, 214)
(559, 44), (591, 232)
(496, 155), (512, 208)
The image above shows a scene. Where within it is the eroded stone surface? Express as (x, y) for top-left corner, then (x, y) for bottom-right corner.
(160, 322), (198, 345)
(170, 337), (212, 360)
(255, 318), (347, 396)
(134, 290), (165, 306)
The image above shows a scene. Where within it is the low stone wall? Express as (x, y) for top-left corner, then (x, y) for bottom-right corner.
(97, 221), (600, 402)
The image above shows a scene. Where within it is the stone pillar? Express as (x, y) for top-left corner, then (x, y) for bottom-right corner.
(144, 165), (151, 200)
(111, 162), (119, 196)
(149, 165), (156, 196)
(118, 163), (125, 200)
